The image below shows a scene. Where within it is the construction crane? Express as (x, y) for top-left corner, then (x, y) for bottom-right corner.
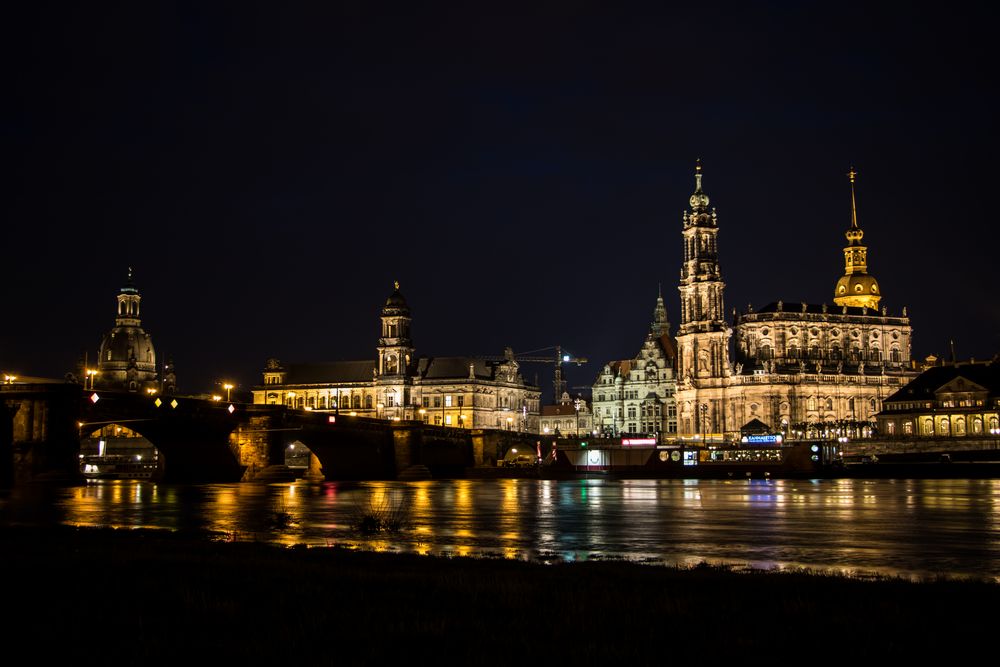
(482, 345), (588, 400)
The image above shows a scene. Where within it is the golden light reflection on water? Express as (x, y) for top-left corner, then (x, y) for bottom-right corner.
(27, 478), (1000, 580)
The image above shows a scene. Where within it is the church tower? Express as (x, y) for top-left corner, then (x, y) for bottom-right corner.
(677, 161), (731, 380)
(675, 161), (732, 435)
(375, 281), (414, 418)
(834, 167), (882, 309)
(97, 269), (159, 392)
(376, 281), (414, 378)
(650, 286), (670, 337)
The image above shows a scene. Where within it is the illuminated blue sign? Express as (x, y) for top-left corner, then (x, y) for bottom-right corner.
(742, 434), (782, 444)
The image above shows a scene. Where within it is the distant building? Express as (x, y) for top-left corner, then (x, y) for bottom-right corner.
(674, 163), (918, 437)
(591, 292), (678, 439)
(92, 270), (176, 394)
(253, 284), (541, 431)
(877, 360), (1000, 438)
(539, 392), (593, 437)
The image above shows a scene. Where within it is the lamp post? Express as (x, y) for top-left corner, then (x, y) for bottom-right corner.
(223, 383), (234, 403)
(86, 369), (97, 390)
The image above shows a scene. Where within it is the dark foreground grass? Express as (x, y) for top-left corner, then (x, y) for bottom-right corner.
(1, 525), (996, 663)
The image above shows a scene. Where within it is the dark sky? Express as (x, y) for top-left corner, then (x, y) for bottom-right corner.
(3, 2), (997, 400)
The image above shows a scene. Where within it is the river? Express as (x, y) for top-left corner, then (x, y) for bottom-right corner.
(3, 477), (999, 581)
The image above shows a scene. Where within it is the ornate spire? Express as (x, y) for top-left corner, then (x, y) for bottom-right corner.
(845, 166), (864, 245)
(834, 167), (881, 308)
(689, 159), (710, 211)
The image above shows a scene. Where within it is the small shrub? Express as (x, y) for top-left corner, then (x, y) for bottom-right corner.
(352, 488), (411, 534)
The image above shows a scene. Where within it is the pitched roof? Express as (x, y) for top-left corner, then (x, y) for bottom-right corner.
(285, 360), (375, 384)
(540, 403), (583, 417)
(417, 356), (497, 381)
(884, 362), (1000, 404)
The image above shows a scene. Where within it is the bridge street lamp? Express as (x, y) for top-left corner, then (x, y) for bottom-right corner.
(223, 383), (234, 402)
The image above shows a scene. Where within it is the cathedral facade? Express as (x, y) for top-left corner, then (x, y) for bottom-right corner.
(674, 164), (917, 437)
(252, 285), (541, 431)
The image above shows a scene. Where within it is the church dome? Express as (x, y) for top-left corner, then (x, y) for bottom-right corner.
(382, 281), (411, 315)
(99, 328), (156, 369)
(834, 274), (881, 308)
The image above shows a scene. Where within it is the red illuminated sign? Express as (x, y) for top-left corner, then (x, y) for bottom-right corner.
(622, 438), (657, 446)
(328, 416), (336, 424)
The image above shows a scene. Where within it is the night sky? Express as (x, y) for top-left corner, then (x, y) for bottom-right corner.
(3, 2), (997, 400)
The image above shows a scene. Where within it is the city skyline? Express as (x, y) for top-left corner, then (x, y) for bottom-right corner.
(3, 4), (997, 396)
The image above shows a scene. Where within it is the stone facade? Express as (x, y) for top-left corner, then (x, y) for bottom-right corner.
(591, 293), (678, 438)
(253, 285), (541, 432)
(876, 361), (1000, 438)
(540, 392), (593, 437)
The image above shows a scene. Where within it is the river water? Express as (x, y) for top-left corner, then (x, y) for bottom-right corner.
(3, 477), (999, 581)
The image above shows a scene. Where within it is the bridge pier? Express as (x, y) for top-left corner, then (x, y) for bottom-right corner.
(1, 384), (83, 485)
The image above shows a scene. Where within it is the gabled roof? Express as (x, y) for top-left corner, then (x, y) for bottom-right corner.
(740, 418), (772, 434)
(540, 403), (583, 417)
(884, 362), (1000, 404)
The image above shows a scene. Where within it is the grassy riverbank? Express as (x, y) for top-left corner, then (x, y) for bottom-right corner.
(1, 525), (995, 662)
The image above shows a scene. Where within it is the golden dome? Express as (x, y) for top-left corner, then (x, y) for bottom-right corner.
(834, 274), (881, 309)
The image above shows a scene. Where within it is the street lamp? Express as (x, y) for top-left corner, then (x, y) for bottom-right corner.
(419, 408), (426, 423)
(223, 383), (234, 402)
(86, 369), (97, 390)
(506, 416), (513, 431)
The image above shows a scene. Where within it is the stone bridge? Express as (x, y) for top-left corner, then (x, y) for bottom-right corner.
(1, 382), (543, 485)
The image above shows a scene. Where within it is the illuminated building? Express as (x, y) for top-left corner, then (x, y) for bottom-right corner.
(876, 360), (1000, 438)
(253, 284), (541, 431)
(674, 163), (917, 436)
(540, 392), (593, 437)
(93, 269), (176, 394)
(591, 291), (678, 438)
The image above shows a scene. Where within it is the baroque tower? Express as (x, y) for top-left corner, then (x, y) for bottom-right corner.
(675, 161), (732, 434)
(97, 268), (159, 393)
(376, 281), (414, 378)
(834, 167), (882, 309)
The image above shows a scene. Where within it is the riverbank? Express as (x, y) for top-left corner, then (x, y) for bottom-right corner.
(1, 525), (996, 662)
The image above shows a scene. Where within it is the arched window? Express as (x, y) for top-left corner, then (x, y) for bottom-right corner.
(808, 396), (816, 411)
(973, 418), (983, 434)
(307, 396), (315, 409)
(940, 418), (950, 436)
(760, 344), (772, 360)
(890, 348), (901, 363)
(825, 398), (833, 411)
(870, 398), (877, 414)
(296, 396), (304, 409)
(352, 395), (361, 409)
(848, 397), (855, 414)
(319, 396), (327, 409)
(830, 345), (841, 360)
(870, 347), (881, 362)
(887, 422), (896, 435)
(365, 395), (373, 409)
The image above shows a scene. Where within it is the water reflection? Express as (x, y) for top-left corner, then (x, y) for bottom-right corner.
(2, 478), (1000, 580)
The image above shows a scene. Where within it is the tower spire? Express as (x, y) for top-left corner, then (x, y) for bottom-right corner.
(834, 167), (881, 309)
(848, 166), (859, 230)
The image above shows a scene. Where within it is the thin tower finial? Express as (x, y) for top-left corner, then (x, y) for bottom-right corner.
(394, 280), (400, 290)
(848, 166), (859, 229)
